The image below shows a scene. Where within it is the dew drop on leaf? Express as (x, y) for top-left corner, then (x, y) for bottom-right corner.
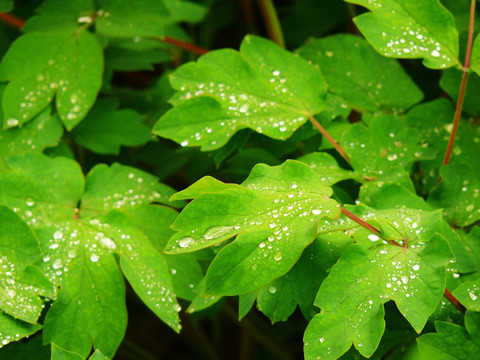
(268, 286), (277, 294)
(90, 253), (99, 262)
(203, 225), (235, 240)
(178, 237), (195, 248)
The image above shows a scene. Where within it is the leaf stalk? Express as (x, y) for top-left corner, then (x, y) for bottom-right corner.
(257, 0), (285, 48)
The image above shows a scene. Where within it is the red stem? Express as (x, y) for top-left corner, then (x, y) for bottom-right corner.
(444, 288), (466, 314)
(341, 206), (380, 235)
(309, 115), (352, 165)
(442, 0), (476, 167)
(0, 13), (25, 28)
(0, 12), (209, 56)
(162, 36), (209, 55)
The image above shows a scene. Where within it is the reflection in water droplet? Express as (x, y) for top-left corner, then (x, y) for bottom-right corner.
(179, 237), (195, 248)
(90, 253), (99, 262)
(204, 225), (235, 240)
(268, 286), (276, 294)
(274, 252), (282, 261)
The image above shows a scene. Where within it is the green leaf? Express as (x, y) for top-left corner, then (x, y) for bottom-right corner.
(80, 163), (178, 218)
(23, 0), (95, 32)
(165, 160), (341, 295)
(360, 183), (431, 211)
(40, 221), (127, 358)
(71, 98), (151, 155)
(0, 28), (103, 129)
(0, 312), (42, 349)
(304, 233), (452, 359)
(0, 0), (13, 13)
(417, 314), (480, 358)
(101, 210), (182, 332)
(153, 35), (327, 150)
(0, 106), (63, 159)
(95, 0), (169, 38)
(163, 0), (207, 23)
(51, 344), (84, 360)
(89, 350), (110, 360)
(0, 153), (84, 226)
(428, 164), (480, 227)
(471, 33), (480, 76)
(298, 152), (361, 186)
(341, 115), (429, 178)
(346, 0), (459, 69)
(298, 34), (423, 113)
(0, 334), (49, 359)
(452, 278), (480, 311)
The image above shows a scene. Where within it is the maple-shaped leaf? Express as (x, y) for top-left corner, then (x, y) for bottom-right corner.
(417, 311), (480, 358)
(71, 98), (151, 155)
(0, 206), (53, 323)
(153, 35), (327, 150)
(0, 105), (63, 160)
(341, 115), (433, 178)
(0, 312), (42, 350)
(298, 34), (423, 113)
(0, 154), (181, 356)
(428, 164), (480, 227)
(164, 160), (341, 295)
(0, 27), (103, 129)
(345, 0), (459, 69)
(304, 207), (451, 359)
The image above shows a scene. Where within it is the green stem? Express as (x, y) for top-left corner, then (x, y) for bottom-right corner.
(257, 0), (285, 48)
(442, 0), (476, 167)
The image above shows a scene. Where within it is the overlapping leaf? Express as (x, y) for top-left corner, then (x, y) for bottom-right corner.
(165, 160), (341, 295)
(305, 235), (450, 359)
(417, 311), (480, 358)
(346, 0), (459, 69)
(71, 98), (151, 155)
(153, 35), (327, 150)
(0, 312), (42, 350)
(298, 34), (423, 113)
(0, 27), (103, 129)
(428, 164), (480, 227)
(0, 154), (181, 355)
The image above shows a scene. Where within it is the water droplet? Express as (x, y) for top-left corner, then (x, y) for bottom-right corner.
(412, 264), (420, 271)
(90, 253), (99, 262)
(268, 286), (277, 294)
(319, 337), (325, 343)
(173, 304), (182, 312)
(274, 252), (282, 261)
(387, 154), (397, 161)
(100, 237), (116, 250)
(204, 225), (235, 240)
(469, 292), (478, 301)
(52, 258), (63, 269)
(53, 231), (63, 240)
(368, 234), (379, 242)
(6, 118), (19, 127)
(312, 209), (322, 215)
(179, 237), (195, 248)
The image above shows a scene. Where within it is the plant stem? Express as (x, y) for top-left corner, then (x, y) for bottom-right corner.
(257, 0), (285, 48)
(161, 36), (209, 55)
(340, 206), (380, 235)
(309, 115), (352, 165)
(442, 0), (476, 167)
(444, 288), (466, 314)
(0, 12), (25, 28)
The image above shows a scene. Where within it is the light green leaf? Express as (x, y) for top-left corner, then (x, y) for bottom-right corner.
(163, 0), (207, 23)
(89, 350), (110, 360)
(170, 176), (242, 201)
(298, 152), (361, 186)
(71, 98), (151, 155)
(452, 278), (480, 311)
(51, 344), (84, 360)
(298, 34), (423, 113)
(0, 153), (84, 226)
(153, 35), (327, 150)
(471, 33), (480, 76)
(80, 163), (178, 218)
(0, 106), (63, 159)
(341, 115), (431, 178)
(95, 0), (169, 38)
(101, 211), (181, 332)
(0, 312), (42, 349)
(23, 0), (95, 32)
(346, 0), (459, 69)
(0, 28), (103, 129)
(417, 314), (480, 358)
(165, 160), (341, 295)
(428, 164), (480, 227)
(304, 234), (451, 359)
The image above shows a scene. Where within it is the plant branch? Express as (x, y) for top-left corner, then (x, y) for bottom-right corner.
(444, 288), (466, 314)
(309, 115), (352, 165)
(340, 206), (380, 235)
(442, 0), (476, 167)
(0, 12), (25, 28)
(257, 0), (285, 48)
(161, 36), (209, 55)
